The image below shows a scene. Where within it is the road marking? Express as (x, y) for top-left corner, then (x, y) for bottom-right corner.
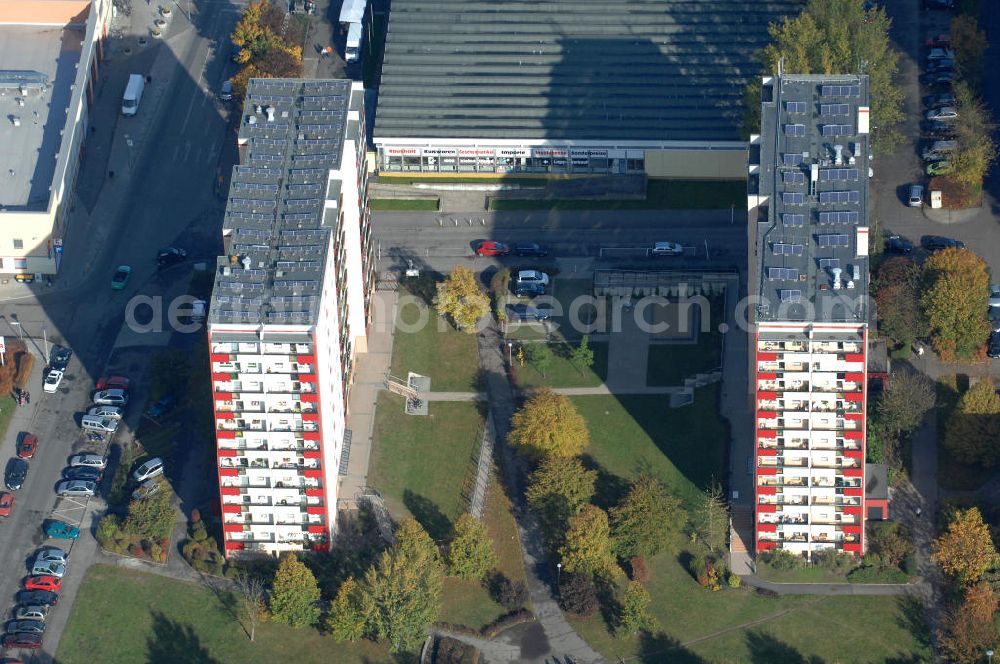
(178, 14), (217, 134)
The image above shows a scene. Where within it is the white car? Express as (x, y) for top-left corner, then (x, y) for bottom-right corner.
(927, 47), (955, 60)
(35, 547), (68, 565)
(132, 478), (163, 501)
(133, 457), (164, 482)
(92, 389), (128, 406)
(30, 560), (65, 578)
(926, 106), (958, 121)
(14, 605), (47, 622)
(69, 453), (107, 469)
(651, 241), (684, 256)
(516, 270), (550, 287)
(42, 369), (63, 394)
(56, 480), (96, 498)
(88, 406), (123, 420)
(908, 185), (924, 208)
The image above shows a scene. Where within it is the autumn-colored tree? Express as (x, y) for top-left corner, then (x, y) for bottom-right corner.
(921, 247), (991, 361)
(951, 15), (989, 92)
(559, 505), (618, 578)
(269, 553), (321, 628)
(615, 581), (657, 638)
(950, 81), (998, 190)
(447, 514), (497, 581)
(938, 583), (1000, 664)
(874, 257), (925, 348)
(123, 485), (175, 541)
(876, 370), (934, 438)
(433, 266), (490, 332)
(944, 379), (1000, 467)
(933, 507), (998, 585)
(526, 456), (597, 541)
(610, 475), (686, 559)
(228, 0), (303, 100)
(743, 0), (903, 153)
(508, 388), (589, 461)
(235, 573), (267, 642)
(325, 577), (369, 643)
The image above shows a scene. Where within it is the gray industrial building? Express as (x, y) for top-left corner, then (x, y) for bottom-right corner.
(373, 0), (805, 178)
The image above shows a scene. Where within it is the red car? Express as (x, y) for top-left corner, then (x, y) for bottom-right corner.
(475, 241), (510, 257)
(0, 492), (14, 517)
(926, 33), (950, 48)
(95, 375), (130, 391)
(16, 434), (37, 459)
(1, 633), (41, 650)
(23, 575), (61, 592)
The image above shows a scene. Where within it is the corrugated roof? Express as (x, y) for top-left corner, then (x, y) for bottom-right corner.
(374, 0), (805, 142)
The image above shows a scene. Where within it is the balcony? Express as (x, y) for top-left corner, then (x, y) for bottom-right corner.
(782, 477), (807, 487)
(262, 342), (312, 355)
(781, 532), (808, 543)
(220, 476), (271, 489)
(224, 514), (275, 526)
(758, 399), (780, 411)
(269, 439), (321, 452)
(759, 341), (807, 352)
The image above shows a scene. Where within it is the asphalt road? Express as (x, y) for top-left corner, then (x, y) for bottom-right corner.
(0, 2), (238, 659)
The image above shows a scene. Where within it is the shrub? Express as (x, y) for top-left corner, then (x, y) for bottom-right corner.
(629, 556), (650, 583)
(96, 514), (121, 547)
(727, 572), (742, 588)
(902, 553), (918, 575)
(434, 635), (480, 664)
(690, 553), (708, 583)
(763, 549), (802, 570)
(149, 541), (163, 561)
(190, 507), (201, 524)
(558, 572), (598, 617)
(192, 521), (209, 542)
(486, 570), (528, 611)
(129, 543), (144, 557)
(480, 609), (535, 639)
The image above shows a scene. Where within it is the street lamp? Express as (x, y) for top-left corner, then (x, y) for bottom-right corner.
(507, 341), (513, 366)
(987, 649), (994, 664)
(9, 321), (20, 342)
(556, 562), (562, 588)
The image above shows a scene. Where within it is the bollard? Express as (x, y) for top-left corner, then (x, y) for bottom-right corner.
(481, 218), (486, 225)
(468, 218), (473, 227)
(437, 218), (443, 227)
(454, 218), (459, 227)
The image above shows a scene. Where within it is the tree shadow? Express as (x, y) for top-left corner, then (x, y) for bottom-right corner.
(637, 631), (708, 664)
(580, 453), (629, 511)
(895, 594), (932, 651)
(403, 488), (452, 541)
(145, 610), (221, 664)
(745, 630), (825, 664)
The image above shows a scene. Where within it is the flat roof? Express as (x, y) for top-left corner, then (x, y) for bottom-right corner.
(754, 74), (871, 325)
(209, 78), (355, 328)
(374, 0), (805, 143)
(0, 26), (83, 211)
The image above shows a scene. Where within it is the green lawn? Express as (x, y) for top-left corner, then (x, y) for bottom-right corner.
(0, 395), (17, 446)
(376, 175), (550, 185)
(489, 179), (747, 211)
(391, 297), (481, 392)
(57, 565), (393, 664)
(512, 340), (608, 389)
(572, 388), (727, 507)
(370, 198), (439, 211)
(369, 393), (484, 540)
(646, 339), (722, 387)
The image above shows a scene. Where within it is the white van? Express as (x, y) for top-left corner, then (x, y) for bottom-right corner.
(81, 415), (118, 434)
(122, 74), (145, 116)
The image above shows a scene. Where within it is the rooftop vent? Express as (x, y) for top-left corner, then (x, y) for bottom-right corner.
(222, 266), (232, 276)
(833, 144), (844, 165)
(831, 267), (842, 290)
(266, 106), (275, 123)
(248, 115), (257, 125)
(241, 256), (252, 270)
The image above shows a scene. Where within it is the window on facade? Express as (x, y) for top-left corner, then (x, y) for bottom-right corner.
(13, 259), (27, 270)
(12, 239), (23, 250)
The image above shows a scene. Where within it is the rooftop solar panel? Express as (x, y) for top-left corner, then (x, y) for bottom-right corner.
(782, 192), (805, 205)
(783, 171), (806, 184)
(783, 153), (804, 166)
(818, 258), (841, 268)
(820, 103), (850, 115)
(773, 243), (805, 255)
(784, 124), (806, 137)
(782, 213), (805, 227)
(780, 289), (803, 302)
(818, 234), (850, 247)
(786, 101), (807, 113)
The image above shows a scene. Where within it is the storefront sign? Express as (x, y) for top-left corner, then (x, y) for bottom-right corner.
(495, 148), (531, 158)
(570, 149), (608, 158)
(422, 148), (457, 156)
(385, 147), (419, 156)
(458, 148), (495, 157)
(532, 148), (568, 158)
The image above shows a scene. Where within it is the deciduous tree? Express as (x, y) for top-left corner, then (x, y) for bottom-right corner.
(876, 370), (935, 437)
(938, 583), (1000, 664)
(921, 247), (990, 360)
(447, 514), (497, 581)
(508, 388), (589, 461)
(123, 486), (175, 542)
(950, 82), (998, 190)
(743, 0), (903, 153)
(526, 457), (597, 542)
(525, 343), (554, 378)
(951, 15), (988, 92)
(944, 378), (1000, 467)
(235, 573), (268, 642)
(570, 335), (595, 375)
(692, 482), (729, 555)
(933, 507), (998, 585)
(615, 581), (656, 638)
(268, 553), (321, 628)
(610, 475), (685, 558)
(433, 266), (490, 332)
(559, 505), (617, 578)
(874, 257), (924, 348)
(325, 577), (369, 643)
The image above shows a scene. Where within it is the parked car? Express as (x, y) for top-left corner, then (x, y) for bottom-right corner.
(80, 416), (118, 434)
(513, 282), (546, 298)
(220, 80), (233, 102)
(926, 160), (953, 176)
(908, 185), (924, 207)
(925, 58), (955, 73)
(34, 548), (67, 565)
(514, 242), (549, 257)
(92, 389), (128, 406)
(921, 71), (955, 86)
(43, 520), (79, 540)
(95, 375), (130, 391)
(55, 480), (96, 498)
(506, 304), (553, 322)
(923, 92), (956, 108)
(62, 466), (102, 482)
(922, 122), (957, 139)
(88, 406), (123, 420)
(651, 241), (684, 256)
(885, 235), (914, 253)
(29, 561), (64, 579)
(516, 270), (550, 287)
(23, 576), (60, 593)
(16, 434), (37, 459)
(13, 605), (47, 622)
(0, 491), (14, 517)
(132, 479), (163, 501)
(156, 247), (187, 267)
(42, 369), (63, 394)
(145, 396), (175, 419)
(133, 457), (165, 482)
(926, 106), (958, 121)
(2, 633), (41, 649)
(921, 235), (965, 251)
(49, 346), (72, 371)
(926, 33), (951, 48)
(68, 453), (107, 470)
(923, 0), (954, 9)
(926, 47), (955, 60)
(16, 590), (58, 607)
(474, 241), (510, 257)
(5, 458), (28, 491)
(5, 620), (45, 635)
(110, 265), (132, 290)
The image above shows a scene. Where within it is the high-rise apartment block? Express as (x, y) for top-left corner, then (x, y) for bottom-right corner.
(747, 74), (871, 558)
(208, 79), (374, 556)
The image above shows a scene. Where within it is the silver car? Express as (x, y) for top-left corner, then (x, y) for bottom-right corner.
(55, 480), (96, 498)
(88, 406), (123, 420)
(30, 560), (65, 579)
(69, 453), (107, 469)
(92, 389), (128, 406)
(34, 548), (67, 565)
(14, 605), (47, 622)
